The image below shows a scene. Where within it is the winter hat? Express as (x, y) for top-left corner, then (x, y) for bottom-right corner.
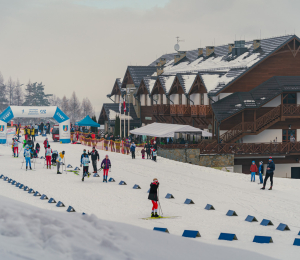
(153, 178), (158, 182)
(260, 161), (263, 164)
(269, 156), (272, 160)
(252, 161), (255, 163)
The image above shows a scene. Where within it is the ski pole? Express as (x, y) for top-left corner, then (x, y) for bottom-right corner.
(158, 188), (163, 216)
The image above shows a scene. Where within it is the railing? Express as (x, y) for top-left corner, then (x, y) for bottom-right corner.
(191, 105), (212, 117)
(256, 105), (281, 130)
(152, 105), (158, 115)
(177, 105), (191, 116)
(159, 141), (300, 155)
(158, 104), (170, 115)
(170, 105), (178, 115)
(220, 123), (243, 143)
(283, 104), (300, 116)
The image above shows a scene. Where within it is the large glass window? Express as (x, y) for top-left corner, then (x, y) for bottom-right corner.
(282, 129), (296, 142)
(200, 93), (204, 105)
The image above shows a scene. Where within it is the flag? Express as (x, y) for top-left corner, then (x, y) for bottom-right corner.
(123, 100), (126, 112)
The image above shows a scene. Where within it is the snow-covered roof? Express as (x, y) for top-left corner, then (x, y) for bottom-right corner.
(142, 76), (157, 94)
(158, 75), (176, 94)
(149, 35), (298, 96)
(108, 109), (133, 120)
(130, 122), (211, 137)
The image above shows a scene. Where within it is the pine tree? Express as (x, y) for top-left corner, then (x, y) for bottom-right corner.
(23, 82), (51, 106)
(14, 79), (24, 106)
(114, 115), (120, 137)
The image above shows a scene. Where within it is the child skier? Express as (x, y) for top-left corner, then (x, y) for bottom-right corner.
(56, 151), (65, 174)
(45, 145), (52, 169)
(141, 148), (145, 159)
(250, 161), (258, 182)
(24, 146), (32, 170)
(148, 178), (159, 217)
(81, 149), (90, 181)
(152, 149), (157, 162)
(101, 155), (111, 182)
(13, 137), (20, 157)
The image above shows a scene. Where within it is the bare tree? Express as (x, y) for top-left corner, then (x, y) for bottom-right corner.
(81, 97), (94, 117)
(49, 94), (61, 107)
(68, 92), (81, 123)
(14, 79), (24, 106)
(60, 95), (69, 115)
(6, 77), (16, 105)
(0, 71), (8, 112)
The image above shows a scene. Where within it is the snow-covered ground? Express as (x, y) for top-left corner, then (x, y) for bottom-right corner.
(0, 135), (299, 259)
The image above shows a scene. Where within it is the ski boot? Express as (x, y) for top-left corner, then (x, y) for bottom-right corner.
(47, 165), (48, 169)
(269, 186), (272, 190)
(154, 213), (159, 218)
(103, 177), (105, 182)
(88, 173), (90, 178)
(26, 166), (28, 171)
(49, 166), (51, 169)
(151, 212), (155, 218)
(30, 167), (32, 170)
(260, 187), (265, 190)
(82, 176), (84, 181)
(57, 172), (62, 174)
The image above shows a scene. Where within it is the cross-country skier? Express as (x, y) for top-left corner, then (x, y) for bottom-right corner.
(13, 137), (20, 157)
(24, 146), (32, 170)
(145, 142), (151, 159)
(261, 157), (275, 190)
(88, 146), (100, 173)
(101, 155), (111, 182)
(148, 178), (159, 217)
(56, 151), (65, 174)
(141, 148), (145, 159)
(45, 145), (52, 169)
(81, 149), (90, 181)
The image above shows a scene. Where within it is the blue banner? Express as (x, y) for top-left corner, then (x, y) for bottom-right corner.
(0, 107), (14, 123)
(53, 107), (69, 123)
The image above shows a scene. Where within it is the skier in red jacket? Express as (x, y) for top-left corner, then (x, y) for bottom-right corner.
(250, 161), (258, 182)
(148, 178), (159, 217)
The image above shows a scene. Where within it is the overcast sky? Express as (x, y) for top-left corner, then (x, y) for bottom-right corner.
(0, 0), (299, 116)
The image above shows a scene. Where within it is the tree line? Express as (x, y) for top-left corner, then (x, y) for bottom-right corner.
(0, 71), (95, 124)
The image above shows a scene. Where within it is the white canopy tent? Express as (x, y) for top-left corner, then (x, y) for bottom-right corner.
(129, 122), (212, 138)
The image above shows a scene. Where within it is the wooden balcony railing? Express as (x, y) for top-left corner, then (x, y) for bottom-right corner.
(159, 141), (300, 155)
(177, 105), (191, 116)
(283, 104), (300, 116)
(170, 105), (178, 115)
(158, 104), (170, 115)
(152, 105), (158, 115)
(191, 105), (212, 117)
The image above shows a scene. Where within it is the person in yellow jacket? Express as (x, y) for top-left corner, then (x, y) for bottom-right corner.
(16, 127), (20, 140)
(56, 151), (65, 174)
(31, 127), (35, 141)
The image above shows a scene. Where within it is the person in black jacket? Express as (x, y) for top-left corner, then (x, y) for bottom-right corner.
(88, 146), (100, 173)
(145, 142), (151, 159)
(148, 178), (159, 217)
(261, 157), (275, 190)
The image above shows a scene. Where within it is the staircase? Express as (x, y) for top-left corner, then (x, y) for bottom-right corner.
(220, 105), (281, 143)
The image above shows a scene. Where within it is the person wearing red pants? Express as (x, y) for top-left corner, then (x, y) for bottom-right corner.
(13, 137), (20, 157)
(45, 145), (52, 169)
(148, 178), (159, 217)
(101, 155), (111, 182)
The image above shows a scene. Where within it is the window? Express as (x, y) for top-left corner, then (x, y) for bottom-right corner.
(160, 94), (163, 105)
(145, 94), (147, 106)
(179, 94), (182, 105)
(282, 129), (296, 142)
(283, 93), (296, 104)
(200, 93), (204, 105)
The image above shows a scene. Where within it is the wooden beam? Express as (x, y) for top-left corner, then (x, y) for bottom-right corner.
(242, 111), (244, 132)
(295, 45), (300, 57)
(254, 110), (256, 132)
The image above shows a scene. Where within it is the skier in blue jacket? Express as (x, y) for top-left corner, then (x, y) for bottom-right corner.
(24, 146), (32, 170)
(130, 142), (136, 159)
(80, 149), (90, 181)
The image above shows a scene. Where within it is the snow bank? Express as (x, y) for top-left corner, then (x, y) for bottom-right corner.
(0, 195), (274, 260)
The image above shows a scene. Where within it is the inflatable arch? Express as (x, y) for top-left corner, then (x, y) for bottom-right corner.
(0, 106), (70, 144)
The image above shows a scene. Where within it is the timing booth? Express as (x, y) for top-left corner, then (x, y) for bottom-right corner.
(0, 106), (70, 144)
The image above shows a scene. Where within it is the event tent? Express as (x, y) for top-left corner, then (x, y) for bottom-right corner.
(75, 115), (100, 127)
(129, 122), (212, 138)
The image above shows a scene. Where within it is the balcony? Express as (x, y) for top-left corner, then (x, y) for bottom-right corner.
(170, 105), (178, 116)
(177, 105), (191, 116)
(191, 105), (212, 117)
(158, 104), (170, 115)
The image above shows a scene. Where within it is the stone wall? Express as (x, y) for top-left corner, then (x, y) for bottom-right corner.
(158, 148), (234, 167)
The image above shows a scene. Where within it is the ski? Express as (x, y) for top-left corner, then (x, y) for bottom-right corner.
(141, 216), (179, 220)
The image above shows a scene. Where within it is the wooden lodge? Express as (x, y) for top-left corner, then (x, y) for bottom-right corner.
(99, 35), (300, 178)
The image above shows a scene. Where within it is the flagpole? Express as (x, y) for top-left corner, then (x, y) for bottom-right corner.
(124, 96), (126, 139)
(128, 94), (130, 138)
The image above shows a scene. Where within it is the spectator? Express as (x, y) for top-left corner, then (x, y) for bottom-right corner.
(261, 157), (275, 190)
(250, 161), (258, 182)
(130, 142), (136, 159)
(258, 161), (264, 184)
(290, 134), (296, 143)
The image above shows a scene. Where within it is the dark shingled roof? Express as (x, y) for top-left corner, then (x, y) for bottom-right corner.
(212, 76), (300, 122)
(99, 103), (140, 127)
(127, 66), (157, 87)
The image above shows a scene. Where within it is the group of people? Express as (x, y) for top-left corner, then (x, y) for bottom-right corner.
(80, 147), (111, 182)
(250, 156), (275, 190)
(142, 141), (158, 162)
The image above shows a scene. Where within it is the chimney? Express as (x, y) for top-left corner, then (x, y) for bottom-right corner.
(206, 46), (215, 57)
(174, 51), (186, 64)
(156, 58), (166, 67)
(198, 48), (203, 57)
(157, 66), (164, 76)
(253, 39), (261, 50)
(228, 43), (234, 54)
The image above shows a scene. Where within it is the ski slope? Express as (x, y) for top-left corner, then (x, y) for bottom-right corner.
(0, 135), (300, 259)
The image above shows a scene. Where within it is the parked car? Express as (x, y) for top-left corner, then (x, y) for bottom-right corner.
(52, 127), (59, 142)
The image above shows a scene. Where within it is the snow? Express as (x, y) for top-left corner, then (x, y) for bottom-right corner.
(0, 135), (300, 259)
(181, 75), (197, 92)
(201, 74), (235, 92)
(159, 75), (176, 94)
(143, 78), (156, 94)
(108, 109), (132, 120)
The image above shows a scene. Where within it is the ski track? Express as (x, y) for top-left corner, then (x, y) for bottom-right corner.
(0, 135), (300, 259)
